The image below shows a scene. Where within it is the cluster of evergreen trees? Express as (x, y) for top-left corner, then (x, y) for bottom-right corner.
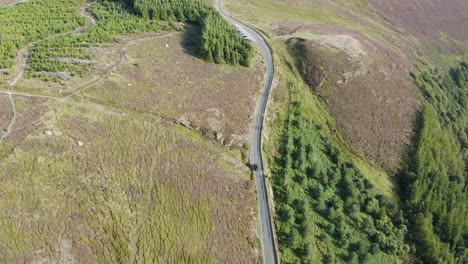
(28, 0), (161, 79)
(199, 12), (252, 66)
(0, 0), (86, 69)
(272, 89), (409, 263)
(412, 62), (468, 166)
(401, 62), (467, 263)
(131, 0), (253, 66)
(29, 0), (252, 80)
(2, 0), (252, 80)
(132, 0), (206, 22)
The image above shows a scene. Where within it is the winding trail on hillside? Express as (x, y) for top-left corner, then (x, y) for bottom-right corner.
(216, 1), (278, 263)
(7, 32), (175, 137)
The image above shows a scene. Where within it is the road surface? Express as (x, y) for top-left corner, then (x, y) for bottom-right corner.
(216, 1), (278, 263)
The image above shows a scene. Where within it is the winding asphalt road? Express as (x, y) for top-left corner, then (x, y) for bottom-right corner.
(216, 1), (277, 263)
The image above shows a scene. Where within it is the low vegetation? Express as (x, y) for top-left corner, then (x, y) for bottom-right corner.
(84, 31), (263, 146)
(0, 0), (261, 262)
(224, 0), (466, 262)
(288, 37), (418, 171)
(0, 106), (257, 262)
(271, 48), (467, 264)
(400, 62), (468, 263)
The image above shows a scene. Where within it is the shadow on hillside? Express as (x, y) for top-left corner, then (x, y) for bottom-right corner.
(180, 24), (200, 58)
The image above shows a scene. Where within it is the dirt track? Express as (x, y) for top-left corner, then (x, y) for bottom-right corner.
(0, 0), (21, 6)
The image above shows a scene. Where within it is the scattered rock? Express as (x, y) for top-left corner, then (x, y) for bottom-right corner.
(37, 71), (74, 81)
(207, 108), (222, 118)
(54, 57), (96, 65)
(177, 116), (192, 128)
(216, 132), (224, 142)
(342, 72), (353, 83)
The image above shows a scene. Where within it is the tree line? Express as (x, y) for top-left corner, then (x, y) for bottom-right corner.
(1, 0), (252, 81)
(131, 0), (253, 66)
(271, 87), (409, 263)
(400, 62), (467, 263)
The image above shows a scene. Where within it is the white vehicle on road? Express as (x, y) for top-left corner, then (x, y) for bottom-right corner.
(236, 27), (253, 42)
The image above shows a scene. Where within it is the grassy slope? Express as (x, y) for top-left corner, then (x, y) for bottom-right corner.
(0, 103), (256, 262)
(267, 40), (394, 195)
(223, 0), (418, 53)
(265, 39), (407, 263)
(0, 0), (260, 262)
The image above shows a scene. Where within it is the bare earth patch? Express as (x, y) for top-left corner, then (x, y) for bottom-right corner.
(0, 0), (17, 6)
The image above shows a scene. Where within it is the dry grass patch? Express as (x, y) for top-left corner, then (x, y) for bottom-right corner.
(0, 95), (13, 133)
(369, 0), (468, 51)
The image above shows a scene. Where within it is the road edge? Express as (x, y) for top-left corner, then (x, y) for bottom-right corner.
(215, 1), (280, 263)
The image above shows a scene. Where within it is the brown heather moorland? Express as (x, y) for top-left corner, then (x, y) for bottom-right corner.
(84, 29), (265, 146)
(0, 104), (258, 262)
(0, 9), (263, 262)
(370, 0), (468, 50)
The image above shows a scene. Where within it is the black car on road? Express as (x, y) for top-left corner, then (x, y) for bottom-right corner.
(252, 163), (258, 171)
